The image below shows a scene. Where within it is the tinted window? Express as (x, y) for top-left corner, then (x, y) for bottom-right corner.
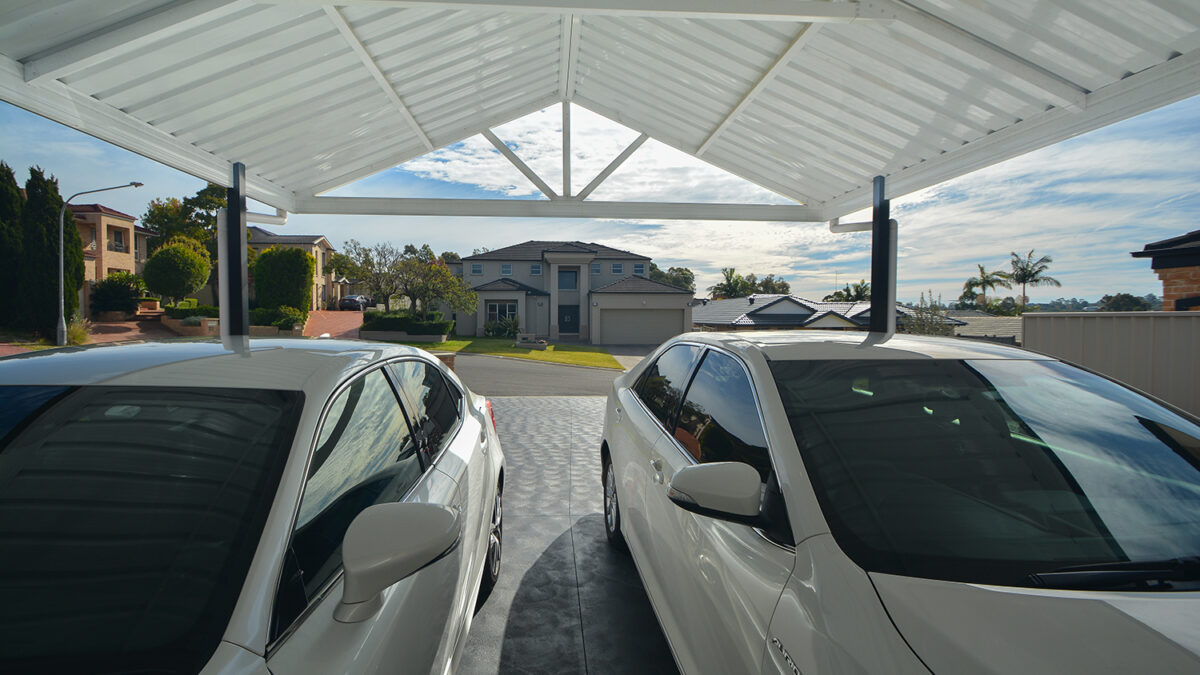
(674, 351), (771, 481)
(291, 370), (422, 602)
(558, 269), (578, 290)
(0, 385), (301, 674)
(636, 344), (701, 429)
(771, 358), (1200, 588)
(389, 360), (461, 457)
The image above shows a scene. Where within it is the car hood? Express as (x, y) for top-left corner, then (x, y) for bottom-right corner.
(870, 572), (1200, 674)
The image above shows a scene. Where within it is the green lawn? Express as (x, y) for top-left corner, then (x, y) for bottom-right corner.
(391, 337), (623, 369)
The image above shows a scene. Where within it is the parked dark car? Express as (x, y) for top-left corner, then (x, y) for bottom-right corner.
(339, 295), (370, 311)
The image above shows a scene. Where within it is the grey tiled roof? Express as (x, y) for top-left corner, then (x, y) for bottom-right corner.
(694, 294), (962, 328)
(247, 226), (331, 246)
(954, 316), (1024, 341)
(472, 278), (550, 295)
(463, 240), (649, 261)
(591, 275), (692, 294)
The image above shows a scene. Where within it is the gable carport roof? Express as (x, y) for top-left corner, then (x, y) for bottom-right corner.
(1, 1), (1197, 221)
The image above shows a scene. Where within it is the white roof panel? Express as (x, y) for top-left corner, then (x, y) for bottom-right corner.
(1, 0), (1196, 219)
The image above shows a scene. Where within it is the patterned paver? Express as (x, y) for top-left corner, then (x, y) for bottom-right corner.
(0, 343), (32, 356)
(88, 318), (177, 343)
(460, 397), (677, 675)
(304, 309), (362, 338)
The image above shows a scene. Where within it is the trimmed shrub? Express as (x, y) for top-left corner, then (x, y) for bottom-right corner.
(165, 304), (219, 319)
(250, 307), (278, 326)
(256, 246), (315, 312)
(484, 315), (519, 338)
(273, 305), (307, 330)
(90, 271), (145, 314)
(144, 243), (210, 305)
(361, 311), (452, 335)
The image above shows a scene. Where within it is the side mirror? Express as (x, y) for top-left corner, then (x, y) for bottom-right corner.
(668, 462), (762, 524)
(334, 502), (461, 623)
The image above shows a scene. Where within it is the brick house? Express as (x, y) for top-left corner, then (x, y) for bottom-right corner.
(1131, 230), (1200, 311)
(70, 204), (154, 318)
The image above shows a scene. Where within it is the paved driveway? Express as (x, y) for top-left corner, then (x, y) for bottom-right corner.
(461, 397), (677, 675)
(304, 309), (362, 338)
(452, 354), (620, 397)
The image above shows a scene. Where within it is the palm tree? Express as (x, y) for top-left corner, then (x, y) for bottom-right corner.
(963, 264), (1011, 307)
(824, 280), (870, 302)
(1007, 250), (1061, 308)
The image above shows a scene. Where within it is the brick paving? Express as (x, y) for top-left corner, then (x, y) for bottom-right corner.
(304, 309), (362, 339)
(88, 318), (177, 343)
(0, 343), (32, 356)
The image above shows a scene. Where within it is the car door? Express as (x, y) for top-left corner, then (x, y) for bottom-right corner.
(266, 365), (462, 674)
(646, 348), (796, 675)
(388, 358), (493, 668)
(612, 344), (702, 643)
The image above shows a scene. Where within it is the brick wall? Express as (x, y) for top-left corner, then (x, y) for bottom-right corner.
(1156, 265), (1200, 310)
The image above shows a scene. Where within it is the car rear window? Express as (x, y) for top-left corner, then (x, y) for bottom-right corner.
(0, 385), (303, 674)
(770, 359), (1200, 588)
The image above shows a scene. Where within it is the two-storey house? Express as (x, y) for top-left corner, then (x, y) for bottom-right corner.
(70, 204), (153, 281)
(247, 226), (347, 312)
(449, 241), (693, 345)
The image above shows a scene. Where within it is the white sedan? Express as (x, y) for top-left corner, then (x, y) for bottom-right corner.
(601, 330), (1200, 674)
(0, 339), (504, 674)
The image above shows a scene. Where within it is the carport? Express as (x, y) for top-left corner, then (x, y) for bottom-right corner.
(2, 2), (1198, 672)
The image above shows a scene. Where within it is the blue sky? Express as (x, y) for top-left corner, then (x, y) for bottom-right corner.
(2, 96), (1197, 303)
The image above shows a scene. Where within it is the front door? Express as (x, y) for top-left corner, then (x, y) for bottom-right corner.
(558, 304), (579, 333)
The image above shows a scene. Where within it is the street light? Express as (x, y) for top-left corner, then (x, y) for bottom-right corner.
(58, 181), (144, 346)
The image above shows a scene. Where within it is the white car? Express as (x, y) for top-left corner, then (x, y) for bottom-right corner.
(0, 339), (504, 674)
(601, 330), (1200, 674)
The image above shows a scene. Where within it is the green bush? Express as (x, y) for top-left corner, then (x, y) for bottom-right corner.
(90, 271), (145, 314)
(361, 311), (452, 335)
(174, 298), (198, 309)
(255, 247), (315, 312)
(138, 296), (157, 303)
(250, 307), (278, 326)
(273, 305), (307, 330)
(144, 243), (210, 305)
(181, 316), (205, 327)
(484, 315), (520, 338)
(165, 304), (219, 319)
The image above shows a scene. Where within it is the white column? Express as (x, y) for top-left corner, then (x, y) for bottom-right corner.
(549, 262), (560, 339)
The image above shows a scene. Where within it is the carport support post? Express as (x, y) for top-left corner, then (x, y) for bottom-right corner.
(868, 175), (896, 336)
(219, 162), (250, 347)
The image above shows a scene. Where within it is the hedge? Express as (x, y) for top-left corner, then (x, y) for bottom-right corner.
(255, 246), (314, 312)
(361, 311), (453, 335)
(165, 304), (219, 319)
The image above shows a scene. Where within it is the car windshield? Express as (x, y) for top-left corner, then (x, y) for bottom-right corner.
(770, 358), (1200, 588)
(0, 385), (303, 674)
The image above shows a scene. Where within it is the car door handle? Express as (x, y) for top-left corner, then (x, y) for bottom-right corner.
(649, 458), (664, 484)
(615, 406), (622, 423)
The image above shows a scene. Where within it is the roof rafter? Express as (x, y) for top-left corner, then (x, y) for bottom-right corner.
(275, 0), (874, 22)
(697, 24), (821, 157)
(483, 128), (561, 199)
(295, 196), (823, 221)
(860, 0), (1088, 110)
(558, 13), (581, 99)
(23, 0), (247, 83)
(575, 132), (647, 200)
(323, 6), (434, 150)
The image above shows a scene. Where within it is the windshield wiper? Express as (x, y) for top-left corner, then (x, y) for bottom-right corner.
(1026, 556), (1200, 590)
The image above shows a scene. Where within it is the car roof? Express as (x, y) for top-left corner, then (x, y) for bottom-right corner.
(0, 339), (429, 392)
(672, 330), (1055, 361)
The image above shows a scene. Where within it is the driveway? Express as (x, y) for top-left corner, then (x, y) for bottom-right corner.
(461, 397), (677, 675)
(304, 309), (362, 338)
(88, 318), (176, 343)
(452, 354), (620, 397)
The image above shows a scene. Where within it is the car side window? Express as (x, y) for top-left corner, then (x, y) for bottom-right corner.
(635, 344), (701, 430)
(287, 369), (423, 606)
(674, 350), (772, 482)
(388, 360), (462, 459)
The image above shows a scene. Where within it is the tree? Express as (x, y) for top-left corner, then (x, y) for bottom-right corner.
(903, 290), (954, 336)
(17, 167), (84, 337)
(648, 263), (695, 291)
(1098, 293), (1151, 311)
(1007, 250), (1061, 308)
(140, 183), (227, 255)
(322, 251), (361, 279)
(395, 244), (477, 318)
(963, 264), (1011, 307)
(824, 280), (870, 302)
(90, 271), (146, 315)
(708, 267), (756, 298)
(752, 273), (790, 295)
(440, 251), (461, 263)
(0, 162), (23, 324)
(341, 239), (406, 311)
(144, 242), (211, 305)
(255, 246), (315, 312)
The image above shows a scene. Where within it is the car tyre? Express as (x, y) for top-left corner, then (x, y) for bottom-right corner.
(603, 458), (626, 549)
(479, 485), (502, 599)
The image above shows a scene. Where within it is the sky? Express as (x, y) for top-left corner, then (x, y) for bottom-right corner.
(2, 95), (1198, 303)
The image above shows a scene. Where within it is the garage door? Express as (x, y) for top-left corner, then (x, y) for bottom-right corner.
(600, 309), (683, 345)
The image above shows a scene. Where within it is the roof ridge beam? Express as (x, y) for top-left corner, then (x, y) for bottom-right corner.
(283, 1), (872, 22)
(24, 0), (248, 83)
(482, 129), (561, 200)
(575, 133), (648, 200)
(698, 24), (821, 156)
(558, 13), (582, 100)
(324, 6), (434, 151)
(859, 0), (1088, 110)
(294, 196), (823, 221)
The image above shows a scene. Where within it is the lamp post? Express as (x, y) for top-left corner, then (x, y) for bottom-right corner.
(58, 181), (144, 346)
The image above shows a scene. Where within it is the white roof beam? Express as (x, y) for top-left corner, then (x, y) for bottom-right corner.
(562, 102), (572, 196)
(276, 1), (873, 22)
(23, 0), (247, 83)
(575, 133), (648, 200)
(860, 0), (1088, 111)
(324, 6), (434, 151)
(482, 128), (561, 200)
(558, 14), (582, 100)
(294, 196), (823, 221)
(698, 24), (820, 157)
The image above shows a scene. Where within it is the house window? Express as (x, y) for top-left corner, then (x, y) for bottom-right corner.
(487, 301), (517, 322)
(530, 263), (542, 276)
(634, 263), (645, 275)
(471, 263), (483, 275)
(611, 263), (623, 274)
(501, 264), (512, 276)
(591, 263), (601, 275)
(558, 269), (578, 290)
